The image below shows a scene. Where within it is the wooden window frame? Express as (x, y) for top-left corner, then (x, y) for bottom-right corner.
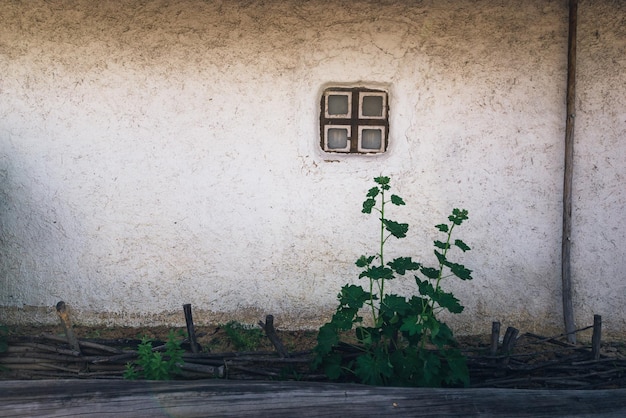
(320, 87), (389, 154)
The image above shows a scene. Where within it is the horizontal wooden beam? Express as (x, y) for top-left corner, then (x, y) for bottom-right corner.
(1, 379), (625, 417)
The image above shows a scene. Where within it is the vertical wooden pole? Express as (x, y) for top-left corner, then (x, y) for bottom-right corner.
(591, 314), (602, 360)
(55, 301), (81, 353)
(259, 315), (290, 358)
(183, 304), (200, 353)
(562, 0), (578, 344)
(500, 326), (519, 366)
(489, 321), (501, 357)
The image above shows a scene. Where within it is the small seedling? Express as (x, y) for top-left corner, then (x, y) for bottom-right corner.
(222, 321), (264, 351)
(124, 329), (185, 380)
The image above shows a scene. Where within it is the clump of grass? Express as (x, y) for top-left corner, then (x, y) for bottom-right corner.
(222, 321), (264, 351)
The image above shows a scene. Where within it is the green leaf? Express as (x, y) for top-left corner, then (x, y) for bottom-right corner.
(315, 323), (340, 355)
(416, 277), (436, 298)
(374, 176), (390, 190)
(380, 294), (411, 318)
(399, 315), (424, 336)
(382, 219), (409, 239)
(362, 198), (376, 214)
(123, 363), (139, 380)
(390, 194), (405, 206)
(435, 291), (464, 314)
(408, 295), (428, 311)
(420, 267), (440, 280)
(321, 352), (344, 380)
(355, 351), (393, 385)
(449, 208), (469, 225)
(374, 176), (390, 186)
(442, 349), (470, 387)
(431, 322), (456, 348)
(161, 330), (184, 377)
(389, 349), (415, 385)
(454, 239), (471, 252)
(338, 284), (371, 308)
(387, 257), (421, 275)
(434, 250), (448, 266)
(431, 324), (457, 349)
(435, 223), (448, 233)
(434, 240), (450, 250)
(449, 262), (473, 280)
(331, 307), (359, 329)
(356, 255), (375, 268)
(418, 349), (443, 387)
(355, 326), (370, 345)
(427, 317), (440, 339)
(366, 187), (379, 198)
(360, 265), (394, 281)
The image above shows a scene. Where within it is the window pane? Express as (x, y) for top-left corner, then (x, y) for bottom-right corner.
(362, 96), (383, 117)
(361, 129), (382, 149)
(328, 95), (349, 115)
(327, 128), (349, 149)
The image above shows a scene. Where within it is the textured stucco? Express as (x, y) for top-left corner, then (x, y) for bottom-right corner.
(1, 0), (625, 337)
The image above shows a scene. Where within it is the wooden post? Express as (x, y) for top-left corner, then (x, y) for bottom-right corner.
(501, 326), (519, 353)
(500, 327), (519, 366)
(259, 315), (289, 358)
(55, 301), (81, 354)
(489, 321), (501, 357)
(183, 304), (200, 354)
(561, 0), (578, 344)
(591, 314), (602, 360)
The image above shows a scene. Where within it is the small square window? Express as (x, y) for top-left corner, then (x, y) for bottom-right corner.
(320, 87), (389, 154)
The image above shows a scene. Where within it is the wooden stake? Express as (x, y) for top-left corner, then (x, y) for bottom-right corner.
(55, 301), (81, 354)
(183, 304), (200, 353)
(489, 321), (501, 357)
(259, 315), (289, 358)
(502, 327), (519, 352)
(561, 0), (578, 344)
(591, 314), (602, 360)
(500, 327), (519, 366)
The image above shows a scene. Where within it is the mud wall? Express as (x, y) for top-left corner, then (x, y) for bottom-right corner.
(1, 0), (625, 337)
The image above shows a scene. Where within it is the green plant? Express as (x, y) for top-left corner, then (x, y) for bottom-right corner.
(222, 321), (264, 351)
(124, 330), (185, 380)
(313, 176), (473, 387)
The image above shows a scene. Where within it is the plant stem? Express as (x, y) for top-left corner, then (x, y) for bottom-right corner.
(420, 220), (456, 351)
(435, 223), (455, 292)
(378, 187), (386, 307)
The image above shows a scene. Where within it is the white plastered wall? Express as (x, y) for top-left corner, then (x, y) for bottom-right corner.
(1, 0), (625, 337)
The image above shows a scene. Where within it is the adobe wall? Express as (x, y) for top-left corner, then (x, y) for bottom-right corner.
(1, 0), (624, 337)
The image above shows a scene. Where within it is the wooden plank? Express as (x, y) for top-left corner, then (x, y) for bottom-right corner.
(1, 379), (625, 417)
